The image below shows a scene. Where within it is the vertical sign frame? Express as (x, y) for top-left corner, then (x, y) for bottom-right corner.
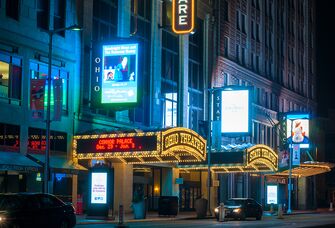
(172, 0), (195, 34)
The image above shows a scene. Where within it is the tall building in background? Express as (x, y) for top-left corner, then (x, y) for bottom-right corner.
(212, 0), (318, 209)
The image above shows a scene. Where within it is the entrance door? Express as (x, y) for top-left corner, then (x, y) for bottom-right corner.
(179, 181), (201, 211)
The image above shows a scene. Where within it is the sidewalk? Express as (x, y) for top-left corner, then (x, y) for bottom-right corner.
(76, 211), (199, 225)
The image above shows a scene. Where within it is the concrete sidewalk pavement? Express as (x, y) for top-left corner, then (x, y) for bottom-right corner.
(76, 208), (335, 225)
(76, 211), (199, 225)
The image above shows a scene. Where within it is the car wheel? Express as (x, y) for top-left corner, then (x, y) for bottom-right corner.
(60, 220), (69, 228)
(256, 213), (262, 220)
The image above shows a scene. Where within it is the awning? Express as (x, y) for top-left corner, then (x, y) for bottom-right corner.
(178, 144), (278, 173)
(0, 151), (42, 172)
(271, 161), (335, 177)
(27, 154), (87, 174)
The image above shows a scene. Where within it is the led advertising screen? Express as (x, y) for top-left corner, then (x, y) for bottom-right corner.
(101, 43), (138, 104)
(267, 185), (278, 204)
(91, 172), (107, 204)
(221, 89), (250, 134)
(286, 114), (309, 148)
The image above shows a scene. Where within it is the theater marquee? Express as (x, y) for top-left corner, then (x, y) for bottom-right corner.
(73, 127), (206, 164)
(172, 0), (195, 34)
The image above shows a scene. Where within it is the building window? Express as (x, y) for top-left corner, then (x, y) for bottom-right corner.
(236, 44), (240, 63)
(236, 10), (240, 30)
(163, 92), (177, 128)
(0, 53), (22, 104)
(224, 36), (229, 57)
(241, 14), (246, 33)
(256, 23), (260, 41)
(6, 0), (19, 20)
(256, 55), (259, 72)
(241, 48), (245, 65)
(250, 53), (254, 69)
(223, 0), (229, 22)
(251, 20), (255, 39)
(37, 0), (49, 30)
(30, 62), (69, 113)
(0, 123), (20, 151)
(53, 0), (66, 36)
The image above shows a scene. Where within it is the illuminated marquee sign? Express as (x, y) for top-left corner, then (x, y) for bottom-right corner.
(74, 127), (207, 164)
(76, 135), (157, 154)
(247, 145), (278, 171)
(172, 0), (195, 34)
(162, 128), (206, 158)
(91, 42), (139, 106)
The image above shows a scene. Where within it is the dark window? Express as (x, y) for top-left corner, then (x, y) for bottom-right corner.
(241, 14), (246, 33)
(236, 11), (240, 30)
(223, 0), (229, 21)
(224, 37), (229, 57)
(6, 0), (19, 20)
(37, 0), (49, 30)
(0, 123), (20, 151)
(54, 0), (66, 36)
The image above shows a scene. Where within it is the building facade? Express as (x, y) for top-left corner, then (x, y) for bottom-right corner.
(0, 0), (325, 216)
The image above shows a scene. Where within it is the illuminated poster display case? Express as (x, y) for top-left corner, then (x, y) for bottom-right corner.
(91, 40), (140, 108)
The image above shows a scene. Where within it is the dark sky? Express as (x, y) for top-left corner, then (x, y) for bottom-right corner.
(316, 0), (335, 117)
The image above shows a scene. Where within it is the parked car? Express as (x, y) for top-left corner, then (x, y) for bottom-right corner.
(0, 193), (76, 228)
(214, 198), (263, 221)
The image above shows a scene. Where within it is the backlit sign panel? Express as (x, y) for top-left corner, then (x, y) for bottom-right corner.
(172, 0), (195, 34)
(267, 185), (278, 204)
(101, 43), (138, 104)
(91, 172), (107, 204)
(221, 88), (251, 134)
(286, 114), (310, 148)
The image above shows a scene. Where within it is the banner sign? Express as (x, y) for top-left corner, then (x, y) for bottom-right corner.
(292, 144), (301, 166)
(30, 79), (45, 120)
(53, 79), (63, 121)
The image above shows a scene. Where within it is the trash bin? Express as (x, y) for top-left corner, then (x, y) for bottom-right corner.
(194, 198), (208, 218)
(158, 196), (178, 216)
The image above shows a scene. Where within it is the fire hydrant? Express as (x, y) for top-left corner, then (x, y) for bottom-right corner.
(219, 203), (225, 222)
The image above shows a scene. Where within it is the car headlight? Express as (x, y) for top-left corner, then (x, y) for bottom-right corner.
(233, 208), (241, 213)
(214, 207), (219, 213)
(0, 216), (5, 223)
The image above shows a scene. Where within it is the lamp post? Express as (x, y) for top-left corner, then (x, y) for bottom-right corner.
(44, 25), (81, 193)
(207, 88), (213, 216)
(287, 118), (294, 214)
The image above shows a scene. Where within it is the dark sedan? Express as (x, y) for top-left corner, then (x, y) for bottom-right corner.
(214, 198), (263, 221)
(0, 193), (76, 228)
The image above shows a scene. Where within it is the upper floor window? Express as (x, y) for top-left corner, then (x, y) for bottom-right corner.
(37, 0), (49, 30)
(30, 62), (69, 114)
(53, 0), (66, 36)
(6, 0), (19, 21)
(0, 53), (22, 104)
(236, 10), (240, 30)
(223, 0), (229, 22)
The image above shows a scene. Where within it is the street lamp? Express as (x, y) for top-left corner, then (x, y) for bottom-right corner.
(44, 24), (81, 193)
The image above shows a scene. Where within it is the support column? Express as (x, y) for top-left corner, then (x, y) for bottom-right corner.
(244, 173), (249, 198)
(177, 35), (189, 127)
(161, 168), (180, 197)
(116, 0), (131, 123)
(113, 163), (133, 213)
(72, 174), (78, 211)
(298, 177), (307, 210)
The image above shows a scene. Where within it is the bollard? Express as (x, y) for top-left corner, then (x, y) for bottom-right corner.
(219, 203), (225, 222)
(277, 204), (284, 219)
(330, 202), (334, 212)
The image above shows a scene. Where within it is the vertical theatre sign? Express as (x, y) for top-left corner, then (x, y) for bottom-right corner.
(172, 0), (195, 34)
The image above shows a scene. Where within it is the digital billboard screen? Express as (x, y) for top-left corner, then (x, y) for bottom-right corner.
(221, 89), (250, 134)
(91, 172), (107, 204)
(101, 43), (138, 104)
(286, 114), (309, 148)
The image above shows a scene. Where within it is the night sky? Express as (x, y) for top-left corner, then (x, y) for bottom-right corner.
(316, 0), (335, 117)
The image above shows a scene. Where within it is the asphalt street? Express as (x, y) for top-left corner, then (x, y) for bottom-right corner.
(75, 212), (335, 228)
